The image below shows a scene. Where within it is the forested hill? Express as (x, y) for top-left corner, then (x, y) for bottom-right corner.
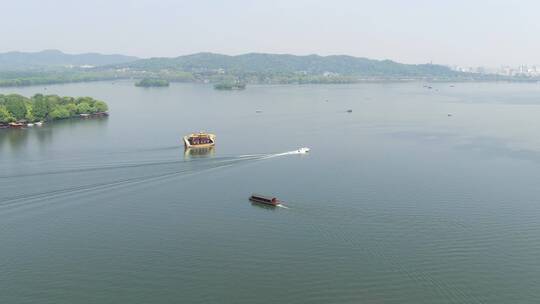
(0, 51), (484, 87)
(0, 50), (138, 70)
(118, 52), (459, 77)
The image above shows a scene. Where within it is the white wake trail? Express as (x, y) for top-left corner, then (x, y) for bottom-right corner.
(260, 148), (310, 159)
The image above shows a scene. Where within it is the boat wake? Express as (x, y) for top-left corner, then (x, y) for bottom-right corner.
(261, 147), (311, 159)
(0, 148), (309, 213)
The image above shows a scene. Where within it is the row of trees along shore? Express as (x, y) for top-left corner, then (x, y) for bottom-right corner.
(0, 94), (108, 124)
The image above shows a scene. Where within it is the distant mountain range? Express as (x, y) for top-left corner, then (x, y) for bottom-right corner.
(117, 52), (459, 78)
(0, 49), (459, 77)
(1, 50), (511, 87)
(0, 50), (139, 70)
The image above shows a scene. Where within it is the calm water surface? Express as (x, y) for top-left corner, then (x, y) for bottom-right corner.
(1, 81), (540, 303)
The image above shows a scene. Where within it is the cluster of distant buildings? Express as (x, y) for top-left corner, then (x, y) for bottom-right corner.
(451, 65), (540, 77)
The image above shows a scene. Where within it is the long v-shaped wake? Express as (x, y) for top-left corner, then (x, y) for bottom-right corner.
(0, 148), (310, 212)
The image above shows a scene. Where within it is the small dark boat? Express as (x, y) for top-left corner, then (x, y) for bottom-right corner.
(346, 109), (353, 113)
(93, 112), (109, 117)
(249, 194), (281, 206)
(81, 112), (109, 119)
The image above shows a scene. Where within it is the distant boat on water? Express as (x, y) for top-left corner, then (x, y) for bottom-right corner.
(80, 112), (109, 118)
(183, 132), (216, 148)
(249, 194), (282, 206)
(8, 122), (25, 128)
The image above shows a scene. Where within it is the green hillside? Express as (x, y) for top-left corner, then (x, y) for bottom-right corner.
(0, 49), (138, 70)
(120, 52), (458, 77)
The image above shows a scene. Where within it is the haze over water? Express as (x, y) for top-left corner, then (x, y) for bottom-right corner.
(1, 81), (540, 303)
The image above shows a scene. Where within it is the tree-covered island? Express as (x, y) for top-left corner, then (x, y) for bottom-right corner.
(213, 82), (246, 90)
(0, 94), (108, 126)
(134, 78), (170, 87)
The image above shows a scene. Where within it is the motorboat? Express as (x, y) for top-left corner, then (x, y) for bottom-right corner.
(296, 147), (310, 154)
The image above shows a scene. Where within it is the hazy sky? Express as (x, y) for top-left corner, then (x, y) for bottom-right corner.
(1, 0), (539, 66)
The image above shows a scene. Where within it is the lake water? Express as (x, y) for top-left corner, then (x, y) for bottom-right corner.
(1, 81), (540, 303)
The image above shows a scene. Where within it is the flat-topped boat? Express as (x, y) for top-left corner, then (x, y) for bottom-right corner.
(183, 132), (216, 148)
(249, 194), (281, 206)
(8, 122), (25, 128)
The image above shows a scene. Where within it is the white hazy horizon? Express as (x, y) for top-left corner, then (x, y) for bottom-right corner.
(1, 0), (539, 67)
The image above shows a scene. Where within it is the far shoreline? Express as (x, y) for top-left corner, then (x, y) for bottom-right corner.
(0, 78), (539, 90)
